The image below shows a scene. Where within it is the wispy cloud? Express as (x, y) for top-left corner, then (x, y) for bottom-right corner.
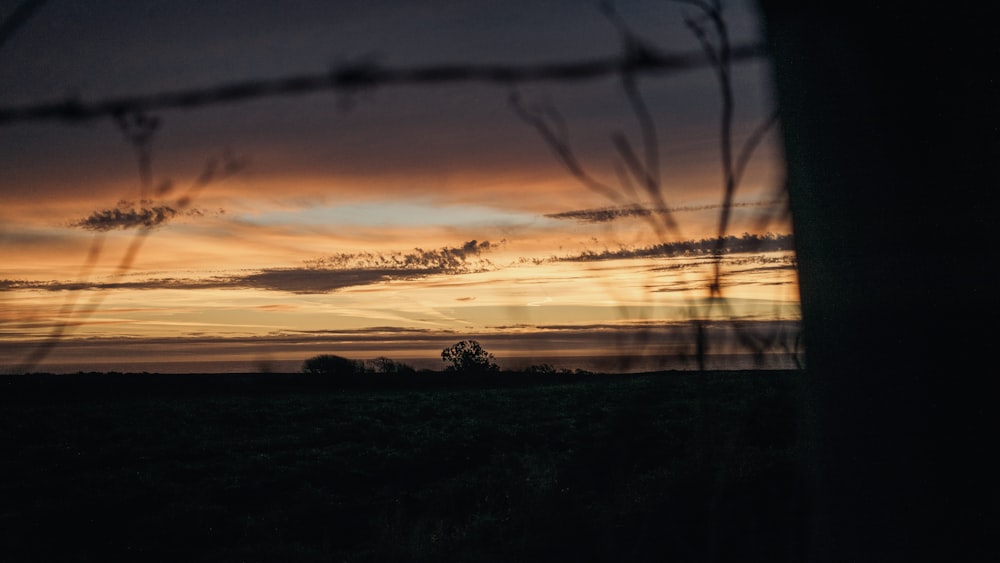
(303, 240), (495, 271)
(2, 240), (500, 295)
(236, 268), (421, 294)
(0, 277), (227, 292)
(561, 233), (794, 262)
(2, 235), (798, 297)
(70, 200), (220, 231)
(242, 239), (498, 293)
(546, 200), (783, 223)
(279, 326), (450, 336)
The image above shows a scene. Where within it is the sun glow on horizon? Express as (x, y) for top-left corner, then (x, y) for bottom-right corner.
(0, 1), (796, 373)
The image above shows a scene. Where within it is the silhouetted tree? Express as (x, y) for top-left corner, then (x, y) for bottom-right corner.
(441, 340), (499, 374)
(365, 356), (415, 374)
(301, 354), (364, 375)
(524, 363), (557, 375)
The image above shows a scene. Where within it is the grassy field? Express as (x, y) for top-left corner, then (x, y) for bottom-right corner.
(1, 370), (810, 562)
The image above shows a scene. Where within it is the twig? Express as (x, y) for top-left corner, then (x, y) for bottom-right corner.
(0, 0), (47, 50)
(12, 115), (245, 373)
(509, 91), (626, 204)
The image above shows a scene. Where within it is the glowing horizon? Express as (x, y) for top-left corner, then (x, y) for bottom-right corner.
(0, 1), (799, 373)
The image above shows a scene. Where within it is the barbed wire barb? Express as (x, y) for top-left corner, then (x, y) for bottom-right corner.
(0, 43), (763, 126)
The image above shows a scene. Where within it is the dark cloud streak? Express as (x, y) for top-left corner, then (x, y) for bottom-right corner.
(2, 239), (499, 294)
(303, 240), (493, 271)
(562, 232), (793, 262)
(241, 240), (495, 293)
(546, 199), (783, 223)
(71, 204), (176, 231)
(69, 200), (219, 231)
(1, 236), (798, 294)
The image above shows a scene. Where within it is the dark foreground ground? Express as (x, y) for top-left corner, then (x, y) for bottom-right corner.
(1, 370), (809, 562)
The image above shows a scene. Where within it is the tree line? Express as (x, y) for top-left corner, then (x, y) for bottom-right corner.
(302, 339), (590, 377)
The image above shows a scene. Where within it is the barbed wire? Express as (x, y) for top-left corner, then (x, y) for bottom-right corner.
(0, 43), (763, 126)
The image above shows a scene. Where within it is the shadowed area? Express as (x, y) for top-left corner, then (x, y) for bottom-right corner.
(0, 370), (808, 562)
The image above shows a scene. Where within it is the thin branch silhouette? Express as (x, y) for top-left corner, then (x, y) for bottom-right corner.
(0, 43), (763, 126)
(511, 0), (792, 371)
(612, 133), (681, 237)
(679, 0), (735, 294)
(0, 0), (47, 50)
(601, 0), (663, 194)
(508, 91), (626, 206)
(12, 111), (245, 374)
(114, 111), (160, 202)
(674, 0), (794, 367)
(733, 109), (779, 189)
(510, 3), (709, 373)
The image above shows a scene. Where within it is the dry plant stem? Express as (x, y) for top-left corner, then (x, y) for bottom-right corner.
(733, 110), (779, 188)
(13, 115), (242, 373)
(677, 1), (792, 365)
(612, 134), (681, 239)
(612, 160), (642, 204)
(13, 229), (150, 373)
(678, 0), (734, 294)
(603, 0), (683, 244)
(14, 111), (161, 373)
(511, 69), (695, 367)
(622, 72), (660, 184)
(734, 112), (783, 245)
(42, 232), (108, 343)
(610, 3), (716, 370)
(510, 87), (692, 327)
(602, 2), (662, 183)
(515, 2), (792, 368)
(509, 92), (625, 204)
(115, 111), (160, 201)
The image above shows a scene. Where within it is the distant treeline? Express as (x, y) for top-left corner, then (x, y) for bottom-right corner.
(562, 233), (793, 262)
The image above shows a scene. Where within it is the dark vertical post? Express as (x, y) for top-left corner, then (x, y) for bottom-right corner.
(756, 4), (999, 561)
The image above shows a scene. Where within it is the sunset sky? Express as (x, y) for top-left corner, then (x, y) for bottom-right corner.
(0, 0), (798, 373)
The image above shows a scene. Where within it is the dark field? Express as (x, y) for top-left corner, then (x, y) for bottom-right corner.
(1, 370), (809, 562)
